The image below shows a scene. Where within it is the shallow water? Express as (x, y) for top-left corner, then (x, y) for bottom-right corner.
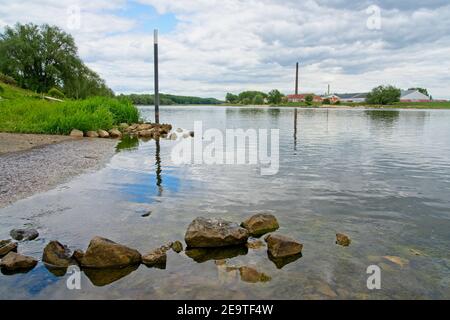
(1, 106), (449, 299)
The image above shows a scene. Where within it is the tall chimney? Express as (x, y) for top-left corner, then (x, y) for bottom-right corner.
(295, 62), (299, 95)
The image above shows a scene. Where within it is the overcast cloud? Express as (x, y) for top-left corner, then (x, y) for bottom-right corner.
(0, 0), (449, 99)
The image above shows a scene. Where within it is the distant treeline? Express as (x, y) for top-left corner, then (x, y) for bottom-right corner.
(119, 93), (223, 105)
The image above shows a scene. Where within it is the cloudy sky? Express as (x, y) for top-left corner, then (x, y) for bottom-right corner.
(1, 0), (449, 99)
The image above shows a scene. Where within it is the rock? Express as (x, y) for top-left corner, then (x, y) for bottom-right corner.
(239, 266), (271, 283)
(185, 217), (249, 248)
(71, 249), (85, 264)
(264, 234), (303, 258)
(171, 241), (183, 253)
(70, 129), (84, 138)
(10, 228), (39, 241)
(267, 252), (302, 269)
(141, 211), (152, 217)
(246, 239), (265, 250)
(138, 129), (154, 138)
(189, 131), (195, 137)
(80, 237), (141, 268)
(86, 131), (99, 138)
(176, 128), (183, 133)
(168, 132), (177, 140)
(241, 214), (279, 237)
(0, 252), (37, 271)
(137, 123), (152, 131)
(409, 248), (424, 256)
(182, 132), (190, 139)
(0, 240), (17, 256)
(316, 282), (337, 298)
(97, 129), (110, 138)
(108, 128), (122, 139)
(129, 123), (139, 131)
(142, 248), (167, 268)
(383, 256), (409, 268)
(42, 241), (74, 267)
(336, 233), (351, 246)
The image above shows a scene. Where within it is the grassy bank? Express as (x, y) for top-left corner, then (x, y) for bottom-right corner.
(0, 83), (139, 135)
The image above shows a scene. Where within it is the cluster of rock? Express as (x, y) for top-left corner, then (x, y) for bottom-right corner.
(70, 128), (122, 139)
(0, 228), (40, 272)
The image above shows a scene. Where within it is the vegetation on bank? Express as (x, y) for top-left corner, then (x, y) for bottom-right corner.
(0, 82), (138, 135)
(225, 89), (284, 105)
(119, 93), (222, 105)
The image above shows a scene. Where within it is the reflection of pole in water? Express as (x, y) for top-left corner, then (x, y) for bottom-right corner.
(155, 138), (163, 196)
(294, 108), (298, 151)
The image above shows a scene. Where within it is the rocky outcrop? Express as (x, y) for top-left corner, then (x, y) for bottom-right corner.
(336, 233), (351, 246)
(264, 234), (303, 258)
(0, 252), (37, 271)
(108, 129), (122, 139)
(142, 247), (167, 268)
(185, 217), (249, 248)
(10, 228), (39, 241)
(0, 240), (17, 256)
(241, 214), (279, 237)
(97, 129), (110, 138)
(86, 131), (99, 138)
(70, 129), (84, 138)
(80, 237), (141, 268)
(138, 129), (155, 138)
(42, 241), (74, 267)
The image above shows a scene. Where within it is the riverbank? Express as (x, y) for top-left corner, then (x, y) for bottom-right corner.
(0, 135), (117, 208)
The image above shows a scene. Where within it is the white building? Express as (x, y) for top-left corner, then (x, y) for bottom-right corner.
(400, 90), (431, 102)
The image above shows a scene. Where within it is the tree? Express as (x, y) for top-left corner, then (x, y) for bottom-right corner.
(48, 87), (65, 99)
(267, 89), (283, 104)
(305, 94), (314, 105)
(366, 85), (401, 105)
(226, 92), (238, 103)
(322, 98), (331, 105)
(0, 23), (112, 99)
(238, 91), (267, 103)
(408, 87), (429, 97)
(253, 94), (264, 105)
(242, 97), (251, 105)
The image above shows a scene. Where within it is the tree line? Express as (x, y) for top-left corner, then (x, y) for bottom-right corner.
(226, 89), (284, 105)
(118, 93), (222, 105)
(0, 23), (113, 99)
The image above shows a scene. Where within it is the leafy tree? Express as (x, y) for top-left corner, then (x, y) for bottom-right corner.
(305, 95), (314, 105)
(267, 89), (283, 104)
(0, 23), (112, 99)
(253, 94), (264, 105)
(408, 87), (429, 97)
(226, 92), (238, 103)
(241, 97), (251, 105)
(0, 72), (17, 86)
(322, 98), (331, 105)
(238, 91), (267, 103)
(366, 85), (401, 105)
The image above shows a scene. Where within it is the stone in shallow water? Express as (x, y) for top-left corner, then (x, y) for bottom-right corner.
(0, 252), (37, 272)
(0, 240), (18, 257)
(142, 248), (167, 269)
(383, 256), (409, 268)
(171, 241), (183, 253)
(246, 239), (265, 250)
(42, 241), (74, 267)
(80, 237), (141, 268)
(108, 129), (122, 139)
(264, 233), (303, 258)
(336, 233), (351, 246)
(10, 228), (39, 241)
(241, 213), (279, 237)
(185, 217), (249, 248)
(238, 266), (271, 283)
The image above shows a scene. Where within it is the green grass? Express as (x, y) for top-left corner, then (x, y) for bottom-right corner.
(0, 82), (139, 135)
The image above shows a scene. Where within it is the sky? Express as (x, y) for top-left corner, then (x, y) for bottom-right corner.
(0, 0), (449, 99)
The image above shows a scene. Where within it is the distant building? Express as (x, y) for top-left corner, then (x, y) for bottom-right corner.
(322, 94), (340, 104)
(286, 94), (323, 103)
(335, 93), (368, 103)
(400, 90), (431, 102)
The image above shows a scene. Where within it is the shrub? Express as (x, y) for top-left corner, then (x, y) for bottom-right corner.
(0, 85), (4, 94)
(253, 94), (264, 105)
(242, 97), (251, 105)
(366, 85), (401, 105)
(305, 95), (314, 105)
(48, 87), (65, 99)
(0, 73), (17, 86)
(322, 98), (331, 105)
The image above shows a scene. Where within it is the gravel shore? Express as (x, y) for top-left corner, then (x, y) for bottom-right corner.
(0, 134), (117, 208)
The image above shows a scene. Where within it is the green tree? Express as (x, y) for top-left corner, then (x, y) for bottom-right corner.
(408, 87), (429, 97)
(305, 94), (314, 105)
(226, 92), (238, 103)
(366, 85), (401, 105)
(48, 87), (65, 99)
(267, 89), (283, 104)
(322, 98), (331, 105)
(242, 97), (251, 105)
(253, 94), (264, 105)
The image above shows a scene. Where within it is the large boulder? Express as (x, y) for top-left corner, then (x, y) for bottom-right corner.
(185, 217), (249, 248)
(70, 129), (84, 138)
(108, 129), (122, 139)
(241, 214), (279, 237)
(80, 237), (141, 269)
(97, 129), (110, 138)
(10, 228), (39, 241)
(42, 241), (74, 267)
(86, 131), (99, 138)
(0, 240), (17, 256)
(264, 234), (303, 258)
(0, 252), (37, 271)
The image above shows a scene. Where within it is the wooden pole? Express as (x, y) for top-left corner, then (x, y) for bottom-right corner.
(295, 62), (299, 95)
(154, 29), (160, 124)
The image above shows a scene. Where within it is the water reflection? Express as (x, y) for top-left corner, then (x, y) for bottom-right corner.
(116, 135), (140, 152)
(294, 108), (298, 152)
(155, 138), (163, 196)
(185, 246), (248, 263)
(365, 110), (400, 124)
(84, 265), (139, 287)
(267, 252), (302, 269)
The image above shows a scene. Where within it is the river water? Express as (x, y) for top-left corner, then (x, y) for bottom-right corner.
(0, 106), (449, 299)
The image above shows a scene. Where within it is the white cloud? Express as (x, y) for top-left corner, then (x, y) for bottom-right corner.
(1, 0), (449, 99)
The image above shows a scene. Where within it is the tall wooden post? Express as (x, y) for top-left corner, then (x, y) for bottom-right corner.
(154, 29), (160, 124)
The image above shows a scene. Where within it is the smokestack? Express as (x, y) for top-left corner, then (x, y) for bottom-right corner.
(295, 62), (299, 95)
(328, 84), (330, 95)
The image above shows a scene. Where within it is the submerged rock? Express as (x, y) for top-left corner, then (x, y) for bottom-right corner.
(171, 241), (183, 253)
(264, 234), (303, 258)
(70, 129), (84, 138)
(383, 256), (409, 268)
(0, 252), (37, 272)
(86, 131), (99, 138)
(185, 217), (249, 248)
(241, 214), (279, 237)
(42, 241), (74, 267)
(142, 248), (167, 268)
(97, 129), (110, 138)
(10, 228), (39, 241)
(246, 239), (265, 250)
(0, 240), (18, 256)
(80, 237), (141, 269)
(108, 129), (122, 139)
(238, 266), (271, 283)
(336, 233), (351, 247)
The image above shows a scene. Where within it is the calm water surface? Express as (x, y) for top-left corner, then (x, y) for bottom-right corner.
(1, 106), (449, 299)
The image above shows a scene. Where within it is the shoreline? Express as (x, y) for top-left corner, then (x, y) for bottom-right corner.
(0, 135), (117, 208)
